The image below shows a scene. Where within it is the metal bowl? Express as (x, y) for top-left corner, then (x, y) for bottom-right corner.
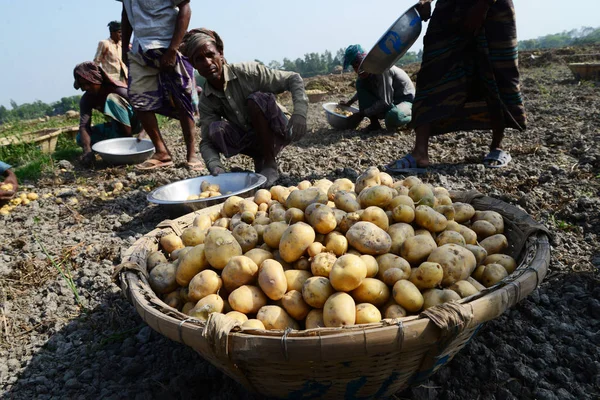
(147, 172), (267, 217)
(360, 5), (422, 75)
(322, 102), (364, 130)
(92, 137), (155, 165)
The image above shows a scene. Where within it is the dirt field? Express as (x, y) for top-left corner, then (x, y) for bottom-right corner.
(1, 47), (599, 399)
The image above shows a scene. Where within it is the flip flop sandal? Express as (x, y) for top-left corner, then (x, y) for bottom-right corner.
(384, 154), (428, 174)
(135, 159), (174, 171)
(186, 161), (205, 171)
(483, 149), (512, 168)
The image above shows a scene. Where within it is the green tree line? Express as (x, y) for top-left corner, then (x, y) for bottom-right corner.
(0, 96), (80, 125)
(519, 26), (600, 50)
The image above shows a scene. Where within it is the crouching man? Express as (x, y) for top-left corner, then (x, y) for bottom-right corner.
(180, 29), (308, 186)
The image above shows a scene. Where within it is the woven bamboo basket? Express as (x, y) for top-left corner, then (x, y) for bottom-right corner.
(115, 191), (551, 399)
(568, 62), (600, 81)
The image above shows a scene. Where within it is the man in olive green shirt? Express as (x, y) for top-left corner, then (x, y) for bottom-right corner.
(180, 29), (308, 185)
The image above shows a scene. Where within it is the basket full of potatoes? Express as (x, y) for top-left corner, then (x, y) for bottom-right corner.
(115, 167), (551, 400)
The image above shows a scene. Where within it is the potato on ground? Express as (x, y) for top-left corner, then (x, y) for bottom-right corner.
(221, 256), (259, 292)
(346, 221), (392, 255)
(188, 269), (223, 302)
(149, 262), (178, 294)
(427, 243), (477, 287)
(408, 184), (435, 207)
(279, 222), (316, 263)
(334, 191), (361, 213)
(327, 178), (355, 201)
(329, 254), (367, 292)
(361, 206), (390, 231)
(392, 204), (415, 224)
(257, 305), (299, 330)
(258, 259), (288, 300)
(422, 288), (461, 309)
(282, 290), (311, 320)
(409, 261), (444, 290)
(392, 280), (424, 313)
(356, 303), (382, 324)
(350, 278), (390, 307)
(305, 309), (325, 329)
(204, 229), (243, 270)
(188, 294), (224, 321)
(358, 185), (395, 209)
(323, 292), (356, 327)
(355, 166), (381, 194)
(176, 244), (209, 286)
(229, 285), (267, 314)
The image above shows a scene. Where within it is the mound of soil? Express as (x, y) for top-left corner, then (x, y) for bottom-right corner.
(0, 48), (599, 399)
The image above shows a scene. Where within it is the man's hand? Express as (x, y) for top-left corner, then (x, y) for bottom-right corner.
(160, 48), (178, 71)
(416, 0), (433, 22)
(0, 172), (18, 200)
(210, 166), (226, 176)
(462, 1), (489, 36)
(136, 130), (148, 142)
(287, 114), (307, 142)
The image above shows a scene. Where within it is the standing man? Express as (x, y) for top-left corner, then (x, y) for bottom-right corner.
(180, 29), (308, 186)
(94, 21), (128, 85)
(120, 0), (202, 170)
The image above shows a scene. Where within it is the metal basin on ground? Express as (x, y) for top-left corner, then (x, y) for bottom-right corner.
(92, 137), (155, 165)
(147, 172), (267, 217)
(322, 102), (363, 130)
(360, 5), (422, 74)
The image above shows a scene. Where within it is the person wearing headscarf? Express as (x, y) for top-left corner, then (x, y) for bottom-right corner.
(385, 0), (526, 173)
(73, 62), (142, 167)
(180, 28), (308, 186)
(339, 44), (415, 132)
(120, 0), (202, 171)
(93, 20), (128, 84)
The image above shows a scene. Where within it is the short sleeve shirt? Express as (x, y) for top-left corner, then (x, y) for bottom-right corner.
(0, 161), (12, 175)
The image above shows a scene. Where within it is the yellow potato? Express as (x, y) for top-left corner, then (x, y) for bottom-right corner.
(189, 294), (224, 321)
(433, 205), (455, 221)
(232, 222), (258, 253)
(387, 195), (415, 211)
(361, 206), (389, 231)
(355, 303), (382, 324)
(228, 285), (267, 314)
(279, 222), (316, 263)
(192, 214), (213, 231)
(358, 185), (395, 209)
(285, 207), (305, 224)
(409, 261), (444, 290)
(445, 221), (477, 245)
(338, 211), (361, 234)
(213, 217), (231, 230)
(448, 280), (480, 298)
(180, 227), (206, 247)
(268, 203), (287, 222)
(383, 303), (407, 319)
(379, 172), (394, 187)
(242, 319), (266, 330)
(327, 178), (355, 201)
(323, 292), (356, 327)
(222, 195), (244, 217)
(313, 179), (334, 194)
(415, 205), (448, 233)
(305, 203), (337, 234)
(160, 233), (184, 254)
(427, 243), (477, 287)
(400, 234), (437, 265)
(297, 180), (312, 190)
(221, 256), (259, 292)
(392, 280), (424, 313)
(334, 191), (361, 213)
(360, 254), (379, 278)
(285, 187), (328, 211)
(422, 288), (461, 309)
(176, 244), (209, 286)
(478, 263), (509, 287)
(350, 278), (390, 307)
(479, 234), (509, 256)
(147, 251), (168, 272)
(307, 242), (325, 257)
(483, 254), (517, 274)
(149, 262), (178, 294)
(244, 248), (273, 267)
(346, 221), (392, 255)
(305, 309), (325, 329)
(474, 210), (504, 234)
(282, 290), (311, 321)
(188, 270), (223, 302)
(408, 184), (435, 207)
(465, 244), (488, 266)
(376, 253), (411, 281)
(324, 231), (348, 256)
(182, 302), (196, 315)
(294, 257), (311, 271)
(270, 186), (291, 203)
(204, 229), (243, 270)
(467, 277), (487, 292)
(226, 311), (249, 324)
(329, 254), (367, 292)
(162, 291), (182, 310)
(435, 230), (466, 247)
(355, 166), (381, 194)
(391, 204), (415, 224)
(253, 189), (272, 205)
(452, 202), (476, 223)
(471, 220), (497, 240)
(258, 259), (288, 300)
(388, 223), (415, 255)
(257, 305), (299, 330)
(262, 221), (289, 248)
(285, 270), (313, 292)
(302, 276), (335, 308)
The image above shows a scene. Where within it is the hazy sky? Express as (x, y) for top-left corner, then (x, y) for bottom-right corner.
(0, 0), (598, 108)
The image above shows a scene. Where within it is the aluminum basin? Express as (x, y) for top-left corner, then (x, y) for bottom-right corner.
(322, 102), (363, 130)
(360, 5), (422, 75)
(92, 137), (155, 165)
(147, 172), (267, 217)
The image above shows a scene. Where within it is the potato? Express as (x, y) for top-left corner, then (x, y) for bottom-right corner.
(232, 222), (258, 253)
(258, 259), (288, 300)
(409, 261), (444, 290)
(435, 230), (466, 247)
(285, 270), (313, 292)
(273, 250), (293, 270)
(297, 180), (312, 190)
(356, 303), (382, 324)
(483, 254), (517, 274)
(182, 302), (196, 315)
(471, 220), (497, 240)
(400, 234), (437, 265)
(327, 178), (355, 201)
(346, 222), (392, 255)
(415, 205), (448, 233)
(180, 227), (206, 247)
(392, 280), (424, 313)
(244, 248), (273, 267)
(253, 189), (272, 205)
(263, 221), (289, 248)
(448, 280), (479, 298)
(355, 166), (381, 194)
(383, 303), (407, 319)
(294, 257), (311, 271)
(189, 294), (224, 321)
(408, 184), (435, 207)
(467, 276), (486, 292)
(350, 278), (390, 307)
(226, 311), (249, 324)
(302, 276), (335, 308)
(358, 185), (395, 209)
(479, 263), (509, 287)
(376, 253), (411, 281)
(387, 195), (415, 211)
(422, 288), (461, 309)
(305, 203), (337, 234)
(427, 243), (477, 287)
(305, 309), (325, 329)
(474, 210), (504, 234)
(176, 244), (209, 286)
(221, 256), (259, 292)
(258, 203), (269, 213)
(147, 251), (168, 272)
(433, 205), (455, 221)
(257, 305), (299, 330)
(361, 206), (389, 231)
(149, 262), (178, 294)
(269, 203), (287, 222)
(388, 223), (415, 255)
(242, 319), (266, 330)
(270, 186), (290, 203)
(465, 244), (488, 266)
(445, 221), (477, 245)
(324, 231), (348, 256)
(360, 254), (379, 278)
(452, 202), (476, 223)
(213, 217), (231, 229)
(160, 233), (184, 254)
(229, 285), (267, 314)
(163, 291), (182, 309)
(222, 195), (244, 217)
(379, 172), (393, 187)
(204, 229), (243, 270)
(313, 179), (333, 194)
(279, 222), (316, 263)
(284, 207), (305, 224)
(323, 292), (356, 327)
(307, 242), (325, 257)
(282, 290), (311, 321)
(391, 204), (415, 224)
(285, 187), (328, 211)
(188, 270), (222, 302)
(480, 234), (509, 256)
(334, 191), (361, 213)
(329, 254), (367, 292)
(338, 211), (362, 233)
(401, 176), (422, 189)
